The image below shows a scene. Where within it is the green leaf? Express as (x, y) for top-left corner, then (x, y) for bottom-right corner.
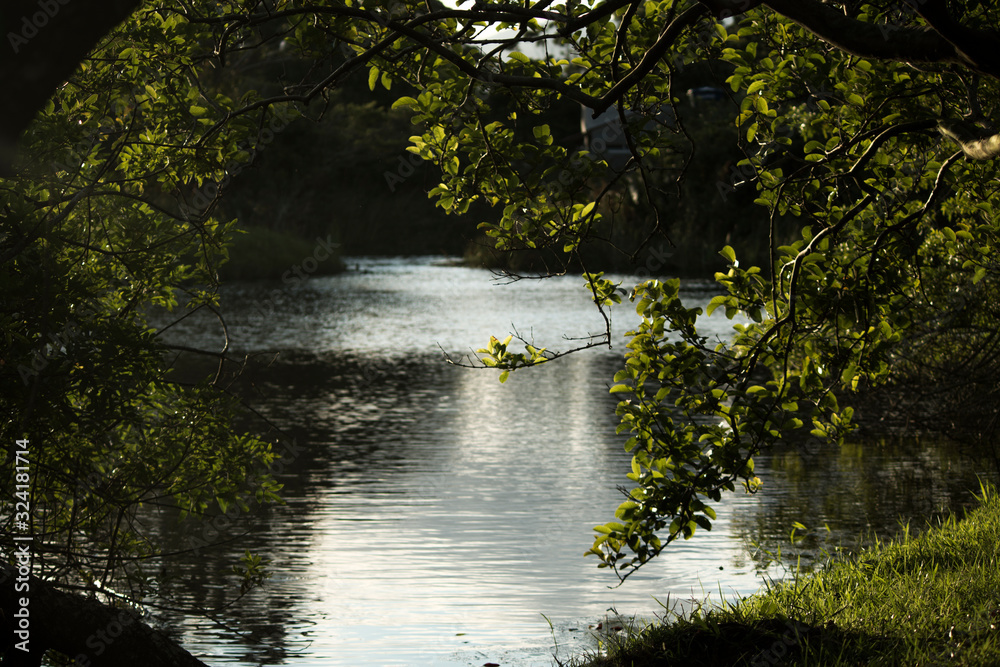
(706, 295), (729, 316)
(391, 96), (418, 110)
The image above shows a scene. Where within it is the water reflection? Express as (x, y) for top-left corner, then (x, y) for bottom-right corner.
(153, 350), (769, 666)
(147, 257), (993, 666)
(155, 256), (740, 358)
(732, 437), (993, 572)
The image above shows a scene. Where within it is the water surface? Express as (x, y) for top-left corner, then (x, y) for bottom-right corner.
(150, 257), (989, 666)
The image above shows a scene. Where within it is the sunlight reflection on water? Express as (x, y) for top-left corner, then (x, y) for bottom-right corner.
(149, 257), (985, 666)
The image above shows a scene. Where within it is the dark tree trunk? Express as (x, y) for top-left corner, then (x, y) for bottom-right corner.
(0, 565), (209, 667)
(0, 0), (142, 173)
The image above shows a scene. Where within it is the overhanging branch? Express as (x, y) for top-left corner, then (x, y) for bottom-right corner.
(938, 120), (1000, 160)
(765, 0), (1000, 79)
(0, 0), (142, 174)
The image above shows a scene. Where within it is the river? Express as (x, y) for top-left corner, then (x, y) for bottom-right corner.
(149, 256), (989, 666)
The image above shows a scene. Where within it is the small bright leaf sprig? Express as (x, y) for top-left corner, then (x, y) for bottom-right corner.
(584, 272), (625, 307)
(232, 550), (272, 595)
(477, 334), (549, 383)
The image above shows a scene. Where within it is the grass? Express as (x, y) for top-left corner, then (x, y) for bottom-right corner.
(219, 225), (343, 281)
(576, 482), (1000, 666)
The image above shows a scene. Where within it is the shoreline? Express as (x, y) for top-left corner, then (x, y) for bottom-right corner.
(574, 482), (1000, 666)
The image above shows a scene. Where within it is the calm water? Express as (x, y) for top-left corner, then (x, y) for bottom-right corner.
(149, 257), (991, 666)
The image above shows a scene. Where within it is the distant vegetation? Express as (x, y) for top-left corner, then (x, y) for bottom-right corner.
(218, 226), (344, 281)
(213, 58), (480, 274)
(215, 56), (784, 278)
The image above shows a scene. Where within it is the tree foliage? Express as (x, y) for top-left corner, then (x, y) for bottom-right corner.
(252, 0), (1000, 577)
(4, 2), (1000, 660)
(2, 5), (289, 661)
(309, 0), (999, 575)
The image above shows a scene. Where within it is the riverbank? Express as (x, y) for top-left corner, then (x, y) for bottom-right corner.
(577, 482), (1000, 666)
(219, 226), (344, 280)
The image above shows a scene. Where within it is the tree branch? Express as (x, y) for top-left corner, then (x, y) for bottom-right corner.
(592, 4), (709, 114)
(764, 0), (1000, 78)
(938, 120), (1000, 160)
(915, 0), (1000, 77)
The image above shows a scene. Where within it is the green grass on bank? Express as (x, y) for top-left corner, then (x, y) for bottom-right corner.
(579, 483), (1000, 666)
(219, 226), (344, 281)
